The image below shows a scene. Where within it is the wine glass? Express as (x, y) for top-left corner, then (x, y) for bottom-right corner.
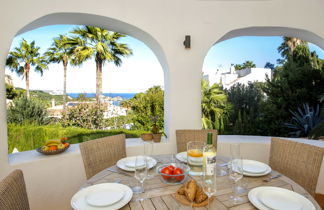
(228, 143), (244, 204)
(144, 141), (155, 179)
(202, 166), (217, 210)
(133, 155), (148, 196)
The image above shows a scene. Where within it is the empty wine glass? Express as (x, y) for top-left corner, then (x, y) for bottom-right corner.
(229, 143), (244, 204)
(144, 141), (155, 179)
(202, 166), (217, 210)
(133, 155), (148, 196)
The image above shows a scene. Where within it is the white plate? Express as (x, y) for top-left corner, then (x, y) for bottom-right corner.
(242, 160), (269, 174)
(259, 189), (302, 210)
(125, 159), (145, 168)
(85, 188), (124, 207)
(234, 160), (271, 177)
(71, 183), (133, 210)
(117, 156), (157, 172)
(176, 152), (187, 163)
(248, 186), (315, 210)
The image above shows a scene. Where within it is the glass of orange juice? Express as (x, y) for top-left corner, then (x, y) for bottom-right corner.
(187, 141), (205, 175)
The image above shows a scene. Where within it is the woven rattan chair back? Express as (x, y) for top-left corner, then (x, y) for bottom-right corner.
(0, 169), (30, 210)
(176, 129), (218, 153)
(269, 137), (324, 196)
(80, 134), (126, 179)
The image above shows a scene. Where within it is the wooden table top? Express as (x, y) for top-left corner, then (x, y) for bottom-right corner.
(81, 154), (321, 210)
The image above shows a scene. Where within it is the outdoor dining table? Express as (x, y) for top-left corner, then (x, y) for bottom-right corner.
(80, 154), (321, 210)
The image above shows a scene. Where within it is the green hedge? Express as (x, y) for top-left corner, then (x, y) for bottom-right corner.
(7, 124), (146, 153)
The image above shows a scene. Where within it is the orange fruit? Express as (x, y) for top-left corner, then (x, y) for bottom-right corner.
(49, 146), (57, 151)
(64, 142), (70, 148)
(60, 137), (68, 141)
(187, 149), (203, 157)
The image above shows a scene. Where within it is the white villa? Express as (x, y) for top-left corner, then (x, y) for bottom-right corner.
(204, 65), (272, 89)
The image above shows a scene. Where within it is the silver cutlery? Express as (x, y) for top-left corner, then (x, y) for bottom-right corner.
(107, 168), (133, 177)
(263, 174), (282, 182)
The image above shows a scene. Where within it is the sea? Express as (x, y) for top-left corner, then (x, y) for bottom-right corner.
(67, 93), (136, 106)
(67, 93), (136, 100)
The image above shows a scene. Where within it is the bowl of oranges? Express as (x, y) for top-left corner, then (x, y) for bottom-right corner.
(36, 137), (70, 155)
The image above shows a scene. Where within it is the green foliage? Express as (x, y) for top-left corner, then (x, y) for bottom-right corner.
(7, 123), (145, 153)
(105, 115), (132, 129)
(262, 44), (324, 136)
(285, 104), (323, 137)
(122, 86), (164, 131)
(61, 103), (105, 129)
(29, 90), (63, 107)
(308, 121), (324, 139)
(5, 83), (19, 99)
(234, 60), (256, 70)
(201, 80), (230, 133)
(225, 82), (265, 135)
(264, 62), (275, 70)
(7, 96), (49, 125)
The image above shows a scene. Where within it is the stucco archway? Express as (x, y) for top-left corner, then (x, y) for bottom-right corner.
(216, 26), (324, 49)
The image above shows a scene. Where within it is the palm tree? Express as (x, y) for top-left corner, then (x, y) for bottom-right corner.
(201, 79), (230, 132)
(70, 26), (133, 103)
(278, 37), (307, 59)
(6, 39), (48, 98)
(45, 35), (76, 111)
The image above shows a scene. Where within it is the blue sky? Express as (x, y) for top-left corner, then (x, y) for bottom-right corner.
(6, 25), (324, 93)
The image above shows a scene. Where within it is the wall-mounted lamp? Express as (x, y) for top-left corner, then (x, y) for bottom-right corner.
(183, 35), (191, 49)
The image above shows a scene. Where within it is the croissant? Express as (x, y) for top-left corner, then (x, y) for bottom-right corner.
(184, 179), (198, 202)
(195, 185), (208, 203)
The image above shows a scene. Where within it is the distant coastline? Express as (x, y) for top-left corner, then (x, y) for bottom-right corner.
(67, 93), (136, 100)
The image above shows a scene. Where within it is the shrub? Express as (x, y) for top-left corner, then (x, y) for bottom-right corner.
(285, 103), (323, 137)
(122, 86), (164, 131)
(61, 103), (105, 129)
(7, 96), (49, 125)
(225, 82), (265, 135)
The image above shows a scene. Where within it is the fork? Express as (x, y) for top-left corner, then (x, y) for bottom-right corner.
(263, 174), (282, 182)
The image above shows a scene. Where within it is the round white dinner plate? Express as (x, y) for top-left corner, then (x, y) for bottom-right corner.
(239, 160), (271, 176)
(71, 183), (133, 210)
(85, 188), (124, 207)
(125, 159), (145, 168)
(117, 156), (157, 172)
(248, 186), (315, 210)
(176, 152), (187, 163)
(259, 189), (302, 210)
(242, 160), (269, 174)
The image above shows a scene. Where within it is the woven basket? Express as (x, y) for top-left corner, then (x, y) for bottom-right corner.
(36, 144), (70, 155)
(141, 133), (153, 141)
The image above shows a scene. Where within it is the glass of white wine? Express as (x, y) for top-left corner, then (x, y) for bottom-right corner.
(228, 143), (244, 204)
(133, 155), (148, 196)
(202, 166), (217, 210)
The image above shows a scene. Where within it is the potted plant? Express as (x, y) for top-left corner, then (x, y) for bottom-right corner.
(151, 115), (167, 142)
(140, 133), (153, 141)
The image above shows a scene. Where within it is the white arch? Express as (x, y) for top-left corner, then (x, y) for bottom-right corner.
(216, 26), (324, 49)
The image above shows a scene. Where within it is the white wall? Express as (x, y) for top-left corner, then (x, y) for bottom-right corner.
(1, 0), (324, 209)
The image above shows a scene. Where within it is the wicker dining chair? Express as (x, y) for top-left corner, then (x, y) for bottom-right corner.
(269, 137), (324, 196)
(176, 129), (218, 153)
(80, 134), (126, 179)
(0, 169), (30, 210)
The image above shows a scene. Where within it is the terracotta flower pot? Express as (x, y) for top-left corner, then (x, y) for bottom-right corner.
(152, 133), (162, 142)
(141, 133), (153, 141)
